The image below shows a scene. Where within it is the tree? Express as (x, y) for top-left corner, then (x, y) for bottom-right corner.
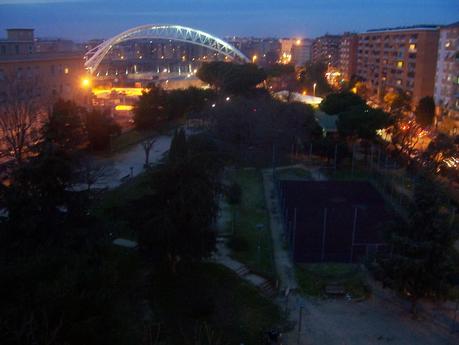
(298, 62), (332, 96)
(422, 133), (458, 175)
(134, 85), (215, 130)
(133, 160), (220, 272)
(85, 109), (120, 151)
(320, 91), (366, 115)
(390, 116), (424, 160)
(142, 137), (157, 167)
(337, 105), (390, 141)
(378, 177), (456, 316)
(415, 96), (435, 127)
(43, 99), (88, 153)
(134, 84), (167, 129)
(197, 62), (266, 94)
(0, 99), (40, 165)
(168, 128), (187, 164)
(384, 88), (412, 114)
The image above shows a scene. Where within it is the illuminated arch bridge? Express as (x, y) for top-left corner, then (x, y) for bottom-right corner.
(84, 24), (250, 74)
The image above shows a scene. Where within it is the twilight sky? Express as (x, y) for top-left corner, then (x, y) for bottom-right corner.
(0, 0), (458, 41)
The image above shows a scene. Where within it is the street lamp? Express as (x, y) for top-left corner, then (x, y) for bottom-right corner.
(252, 54), (258, 64)
(313, 83), (317, 97)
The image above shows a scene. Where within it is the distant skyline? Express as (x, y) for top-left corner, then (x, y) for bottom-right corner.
(0, 0), (458, 41)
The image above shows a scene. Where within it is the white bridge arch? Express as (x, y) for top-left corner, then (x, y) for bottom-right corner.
(84, 24), (250, 73)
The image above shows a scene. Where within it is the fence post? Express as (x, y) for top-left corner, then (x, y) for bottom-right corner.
(321, 208), (328, 262)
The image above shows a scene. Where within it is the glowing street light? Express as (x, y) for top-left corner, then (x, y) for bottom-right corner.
(81, 78), (91, 88)
(252, 54), (258, 63)
(313, 83), (317, 97)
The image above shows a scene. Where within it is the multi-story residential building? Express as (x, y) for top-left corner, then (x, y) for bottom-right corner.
(434, 21), (459, 134)
(0, 28), (35, 56)
(291, 38), (312, 66)
(339, 33), (358, 81)
(0, 29), (86, 105)
(312, 34), (341, 67)
(355, 25), (440, 107)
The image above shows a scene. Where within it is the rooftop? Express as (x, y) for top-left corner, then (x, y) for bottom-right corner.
(366, 24), (440, 34)
(0, 52), (84, 63)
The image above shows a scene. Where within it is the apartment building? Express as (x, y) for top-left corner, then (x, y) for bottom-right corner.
(355, 25), (439, 107)
(434, 22), (459, 134)
(339, 33), (358, 81)
(0, 29), (86, 105)
(312, 34), (341, 67)
(291, 38), (312, 66)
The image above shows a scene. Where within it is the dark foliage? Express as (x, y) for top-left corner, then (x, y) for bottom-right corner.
(415, 96), (436, 127)
(377, 176), (456, 314)
(197, 62), (266, 95)
(320, 91), (366, 115)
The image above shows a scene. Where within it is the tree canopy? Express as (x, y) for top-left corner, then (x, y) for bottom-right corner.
(320, 91), (366, 115)
(337, 105), (391, 140)
(197, 62), (266, 94)
(377, 176), (456, 315)
(298, 62), (332, 96)
(134, 85), (215, 130)
(415, 96), (435, 127)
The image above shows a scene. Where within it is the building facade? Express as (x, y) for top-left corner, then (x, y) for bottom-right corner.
(434, 22), (459, 134)
(0, 28), (35, 57)
(339, 33), (358, 81)
(312, 34), (341, 67)
(291, 38), (312, 66)
(0, 29), (86, 105)
(355, 26), (439, 107)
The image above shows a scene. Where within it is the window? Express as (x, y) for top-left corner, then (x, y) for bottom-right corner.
(64, 67), (69, 74)
(445, 41), (451, 48)
(409, 44), (416, 52)
(396, 79), (402, 85)
(0, 69), (4, 80)
(396, 61), (404, 68)
(15, 45), (19, 54)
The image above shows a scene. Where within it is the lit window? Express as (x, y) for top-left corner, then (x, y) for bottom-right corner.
(396, 79), (402, 85)
(396, 61), (404, 68)
(64, 67), (69, 74)
(445, 41), (451, 48)
(409, 44), (416, 51)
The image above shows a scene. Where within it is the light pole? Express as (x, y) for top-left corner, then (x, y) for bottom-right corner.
(313, 82), (317, 97)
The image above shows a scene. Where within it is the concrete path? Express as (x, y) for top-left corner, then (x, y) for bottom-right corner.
(212, 195), (276, 297)
(94, 135), (172, 188)
(262, 169), (299, 291)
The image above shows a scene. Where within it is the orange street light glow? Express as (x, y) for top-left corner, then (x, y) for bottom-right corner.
(81, 78), (91, 88)
(115, 105), (134, 111)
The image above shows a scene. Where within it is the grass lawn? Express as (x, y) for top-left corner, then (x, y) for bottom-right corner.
(110, 128), (156, 152)
(227, 169), (276, 280)
(149, 262), (284, 345)
(275, 167), (312, 180)
(91, 172), (153, 239)
(295, 263), (370, 299)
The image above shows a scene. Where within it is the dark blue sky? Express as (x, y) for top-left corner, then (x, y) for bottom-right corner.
(0, 0), (458, 41)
